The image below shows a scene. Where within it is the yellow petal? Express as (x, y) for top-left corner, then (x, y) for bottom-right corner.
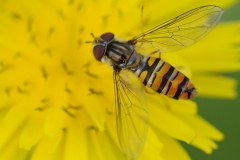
(63, 120), (89, 160)
(2, 102), (32, 129)
(0, 129), (28, 160)
(183, 115), (224, 141)
(19, 112), (45, 150)
(193, 75), (237, 99)
(45, 131), (64, 155)
(106, 112), (163, 160)
(30, 132), (64, 160)
(83, 96), (106, 132)
(0, 123), (15, 151)
(139, 128), (163, 160)
(88, 129), (126, 160)
(164, 97), (198, 115)
(149, 98), (196, 143)
(105, 113), (120, 148)
(191, 136), (218, 154)
(178, 22), (240, 73)
(180, 115), (224, 153)
(44, 107), (71, 137)
(157, 131), (191, 160)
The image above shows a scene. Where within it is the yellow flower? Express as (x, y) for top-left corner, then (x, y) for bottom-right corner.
(0, 0), (239, 160)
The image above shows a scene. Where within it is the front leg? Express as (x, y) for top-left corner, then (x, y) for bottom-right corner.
(149, 49), (161, 58)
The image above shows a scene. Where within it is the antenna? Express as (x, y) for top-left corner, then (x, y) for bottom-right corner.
(90, 32), (95, 38)
(85, 32), (95, 43)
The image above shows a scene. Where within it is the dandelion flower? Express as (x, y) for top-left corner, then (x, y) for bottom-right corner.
(0, 0), (239, 160)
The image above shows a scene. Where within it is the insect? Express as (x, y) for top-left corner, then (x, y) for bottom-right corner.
(89, 5), (223, 159)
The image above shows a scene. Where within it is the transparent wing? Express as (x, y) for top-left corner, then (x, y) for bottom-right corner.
(113, 69), (148, 159)
(131, 5), (223, 53)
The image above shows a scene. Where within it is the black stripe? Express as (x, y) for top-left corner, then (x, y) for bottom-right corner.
(150, 61), (165, 87)
(165, 81), (172, 95)
(173, 87), (182, 99)
(179, 77), (189, 88)
(121, 43), (132, 52)
(186, 87), (195, 99)
(111, 42), (132, 52)
(165, 66), (174, 79)
(107, 48), (120, 57)
(173, 77), (189, 99)
(108, 42), (132, 56)
(108, 46), (125, 56)
(157, 66), (174, 93)
(142, 58), (160, 85)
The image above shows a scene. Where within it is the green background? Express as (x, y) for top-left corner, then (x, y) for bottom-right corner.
(183, 2), (240, 160)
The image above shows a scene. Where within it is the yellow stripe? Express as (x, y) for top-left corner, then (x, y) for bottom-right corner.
(151, 62), (171, 91)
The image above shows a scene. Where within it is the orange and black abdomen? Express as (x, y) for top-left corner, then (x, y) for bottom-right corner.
(132, 56), (197, 100)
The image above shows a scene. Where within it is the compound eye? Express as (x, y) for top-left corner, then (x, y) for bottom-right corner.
(93, 45), (105, 61)
(100, 32), (114, 42)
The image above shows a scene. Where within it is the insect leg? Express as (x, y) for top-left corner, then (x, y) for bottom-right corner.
(149, 49), (161, 58)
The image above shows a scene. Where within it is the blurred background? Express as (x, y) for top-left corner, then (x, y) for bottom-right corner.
(182, 2), (240, 159)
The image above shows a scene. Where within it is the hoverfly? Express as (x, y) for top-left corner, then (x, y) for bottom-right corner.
(89, 5), (223, 159)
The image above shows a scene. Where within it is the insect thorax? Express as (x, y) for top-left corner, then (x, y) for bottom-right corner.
(105, 41), (140, 69)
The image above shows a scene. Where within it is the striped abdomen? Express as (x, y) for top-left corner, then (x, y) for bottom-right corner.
(132, 56), (196, 100)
